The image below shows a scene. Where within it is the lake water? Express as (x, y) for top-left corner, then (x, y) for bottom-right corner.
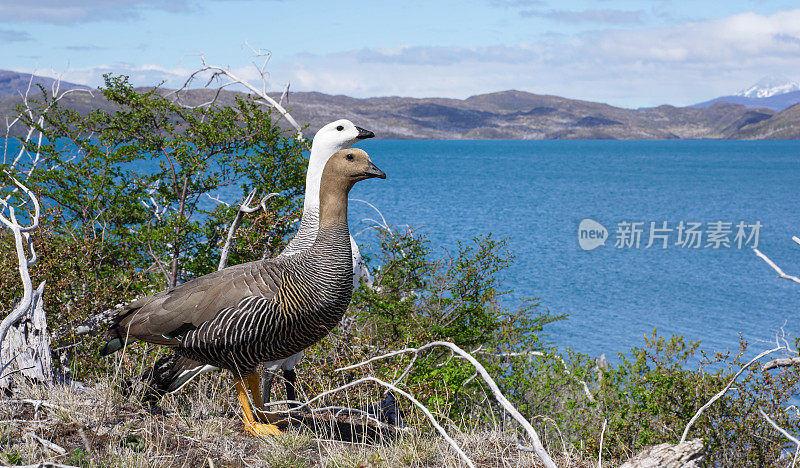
(346, 140), (800, 360)
(4, 137), (798, 361)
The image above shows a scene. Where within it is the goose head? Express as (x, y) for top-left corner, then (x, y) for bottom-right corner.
(318, 149), (385, 225)
(323, 148), (386, 188)
(312, 119), (374, 155)
(305, 124), (375, 211)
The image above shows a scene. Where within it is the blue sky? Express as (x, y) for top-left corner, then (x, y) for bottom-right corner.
(2, 0), (800, 107)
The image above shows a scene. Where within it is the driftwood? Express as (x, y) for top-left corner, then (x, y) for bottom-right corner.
(763, 357), (800, 371)
(0, 175), (51, 393)
(0, 282), (51, 390)
(620, 438), (705, 468)
(0, 75), (80, 392)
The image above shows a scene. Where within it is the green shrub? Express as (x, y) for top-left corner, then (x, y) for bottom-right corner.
(1, 74), (308, 380)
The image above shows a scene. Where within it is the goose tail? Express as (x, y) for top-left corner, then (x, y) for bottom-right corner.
(130, 354), (216, 401)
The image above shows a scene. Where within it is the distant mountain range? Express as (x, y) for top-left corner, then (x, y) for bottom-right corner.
(693, 75), (800, 111)
(0, 70), (89, 98)
(1, 69), (799, 139)
(737, 75), (800, 98)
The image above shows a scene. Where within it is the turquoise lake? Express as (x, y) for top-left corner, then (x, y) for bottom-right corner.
(345, 140), (800, 360)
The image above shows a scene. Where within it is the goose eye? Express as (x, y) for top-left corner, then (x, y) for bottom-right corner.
(336, 125), (344, 131)
(346, 154), (354, 161)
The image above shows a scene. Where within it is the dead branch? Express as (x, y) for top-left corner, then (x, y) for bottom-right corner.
(170, 51), (303, 138)
(758, 408), (800, 468)
(763, 357), (800, 371)
(10, 464), (80, 468)
(0, 398), (92, 412)
(3, 71), (92, 191)
(261, 375), (474, 467)
(0, 175), (51, 391)
(25, 432), (67, 455)
(598, 419), (607, 467)
(755, 243), (800, 285)
(620, 438), (704, 468)
(206, 193), (230, 207)
(349, 198), (391, 233)
(479, 349), (596, 402)
(307, 405), (400, 430)
(218, 189), (280, 270)
(336, 341), (557, 468)
(680, 346), (786, 443)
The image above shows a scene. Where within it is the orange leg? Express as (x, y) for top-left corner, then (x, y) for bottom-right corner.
(234, 376), (281, 436)
(247, 373), (284, 425)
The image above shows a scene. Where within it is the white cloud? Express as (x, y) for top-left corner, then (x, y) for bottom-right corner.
(593, 11), (800, 64)
(16, 64), (190, 89)
(17, 9), (800, 108)
(268, 9), (800, 107)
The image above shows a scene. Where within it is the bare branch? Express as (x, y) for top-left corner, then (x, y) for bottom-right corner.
(206, 193), (230, 207)
(0, 172), (41, 233)
(25, 431), (67, 455)
(0, 177), (42, 350)
(336, 341), (557, 468)
(10, 463), (81, 468)
(758, 408), (800, 468)
(3, 71), (91, 191)
(218, 190), (281, 270)
(680, 346), (786, 443)
(598, 419), (607, 468)
(305, 405), (403, 431)
(0, 176), (50, 391)
(260, 375), (474, 467)
(754, 248), (800, 285)
(763, 357), (800, 371)
(169, 51), (304, 138)
(478, 349), (596, 402)
(278, 83), (290, 107)
(350, 198), (390, 232)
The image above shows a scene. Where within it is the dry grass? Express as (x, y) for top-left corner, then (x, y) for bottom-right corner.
(0, 369), (593, 468)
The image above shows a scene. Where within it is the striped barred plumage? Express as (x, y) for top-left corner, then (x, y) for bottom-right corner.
(177, 223), (352, 377)
(102, 219), (354, 380)
(281, 207), (320, 257)
(282, 206), (367, 288)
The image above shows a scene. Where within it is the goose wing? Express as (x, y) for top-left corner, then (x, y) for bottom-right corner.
(110, 260), (283, 347)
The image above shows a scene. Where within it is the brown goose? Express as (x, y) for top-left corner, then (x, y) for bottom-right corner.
(137, 120), (375, 406)
(100, 149), (386, 436)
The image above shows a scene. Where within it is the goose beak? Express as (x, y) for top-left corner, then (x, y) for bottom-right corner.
(356, 126), (375, 140)
(364, 162), (386, 179)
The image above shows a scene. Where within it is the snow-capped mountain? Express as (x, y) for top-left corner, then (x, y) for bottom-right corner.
(736, 75), (800, 99)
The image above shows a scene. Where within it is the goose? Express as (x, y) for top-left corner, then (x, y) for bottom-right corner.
(101, 149), (386, 436)
(262, 119), (374, 406)
(132, 120), (375, 410)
